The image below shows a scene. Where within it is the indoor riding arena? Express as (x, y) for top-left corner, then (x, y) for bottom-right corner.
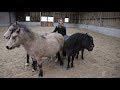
(0, 12), (120, 78)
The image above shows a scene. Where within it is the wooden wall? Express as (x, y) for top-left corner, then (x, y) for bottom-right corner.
(16, 12), (80, 26)
(41, 12), (54, 27)
(15, 12), (120, 28)
(30, 12), (40, 22)
(79, 12), (120, 28)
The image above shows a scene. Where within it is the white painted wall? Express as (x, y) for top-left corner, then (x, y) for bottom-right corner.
(20, 22), (41, 26)
(0, 12), (16, 26)
(0, 12), (10, 26)
(78, 24), (120, 38)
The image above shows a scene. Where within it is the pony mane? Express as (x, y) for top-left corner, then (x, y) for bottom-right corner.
(13, 22), (35, 40)
(16, 22), (31, 33)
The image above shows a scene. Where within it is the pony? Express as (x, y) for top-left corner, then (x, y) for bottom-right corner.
(4, 22), (63, 71)
(63, 33), (94, 69)
(4, 22), (33, 66)
(5, 23), (64, 77)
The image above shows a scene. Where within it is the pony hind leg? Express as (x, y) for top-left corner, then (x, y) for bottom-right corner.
(38, 64), (43, 77)
(75, 52), (79, 59)
(32, 58), (37, 71)
(32, 60), (37, 70)
(71, 54), (76, 68)
(37, 58), (44, 77)
(38, 63), (43, 77)
(57, 52), (63, 66)
(67, 56), (71, 70)
(62, 50), (66, 57)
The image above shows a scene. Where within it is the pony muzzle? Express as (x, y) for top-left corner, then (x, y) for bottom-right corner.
(88, 44), (94, 51)
(4, 35), (10, 40)
(6, 46), (12, 50)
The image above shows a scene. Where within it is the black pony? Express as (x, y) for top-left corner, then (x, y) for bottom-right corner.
(63, 33), (94, 69)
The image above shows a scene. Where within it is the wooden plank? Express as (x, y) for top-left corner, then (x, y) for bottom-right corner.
(36, 12), (40, 21)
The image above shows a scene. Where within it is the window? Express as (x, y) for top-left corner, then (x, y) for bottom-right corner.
(41, 16), (47, 22)
(65, 17), (69, 22)
(41, 16), (54, 22)
(48, 17), (54, 22)
(26, 16), (30, 21)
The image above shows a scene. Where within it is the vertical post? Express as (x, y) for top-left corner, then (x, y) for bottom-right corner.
(92, 13), (99, 26)
(85, 16), (87, 25)
(40, 12), (41, 26)
(9, 12), (11, 25)
(99, 12), (102, 27)
(87, 13), (91, 25)
(78, 12), (80, 24)
(53, 12), (55, 26)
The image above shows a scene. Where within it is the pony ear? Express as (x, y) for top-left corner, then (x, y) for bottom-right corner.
(41, 35), (46, 39)
(82, 33), (88, 39)
(85, 33), (88, 37)
(13, 21), (18, 26)
(9, 23), (13, 27)
(15, 21), (19, 25)
(16, 28), (20, 33)
(16, 21), (18, 25)
(10, 23), (13, 25)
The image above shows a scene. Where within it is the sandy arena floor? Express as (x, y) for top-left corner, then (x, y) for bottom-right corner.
(0, 26), (120, 78)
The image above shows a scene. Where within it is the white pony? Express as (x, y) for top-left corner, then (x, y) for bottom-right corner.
(5, 22), (64, 77)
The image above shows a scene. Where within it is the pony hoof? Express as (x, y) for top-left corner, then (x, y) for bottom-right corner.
(25, 63), (29, 66)
(81, 57), (84, 60)
(39, 73), (43, 77)
(66, 67), (70, 70)
(76, 57), (78, 59)
(60, 61), (63, 66)
(38, 69), (43, 77)
(39, 74), (43, 77)
(34, 67), (37, 70)
(50, 58), (53, 61)
(55, 59), (58, 63)
(71, 65), (74, 68)
(32, 69), (35, 72)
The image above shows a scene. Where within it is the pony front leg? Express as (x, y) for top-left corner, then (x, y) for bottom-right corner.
(75, 52), (79, 59)
(81, 49), (84, 60)
(32, 58), (37, 71)
(54, 54), (58, 62)
(25, 54), (30, 66)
